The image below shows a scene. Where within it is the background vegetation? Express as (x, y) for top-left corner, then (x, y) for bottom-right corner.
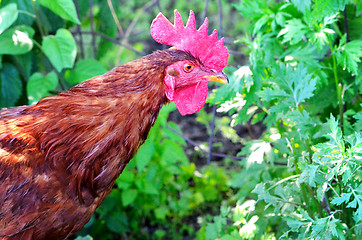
(0, 0), (361, 239)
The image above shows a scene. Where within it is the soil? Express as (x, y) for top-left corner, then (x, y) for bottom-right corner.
(168, 104), (265, 166)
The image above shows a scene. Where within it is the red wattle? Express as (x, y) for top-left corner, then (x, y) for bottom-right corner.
(173, 81), (208, 116)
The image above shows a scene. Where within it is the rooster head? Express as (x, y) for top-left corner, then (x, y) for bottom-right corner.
(151, 10), (229, 116)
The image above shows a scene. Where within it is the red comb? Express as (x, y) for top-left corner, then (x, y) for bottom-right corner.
(151, 10), (229, 72)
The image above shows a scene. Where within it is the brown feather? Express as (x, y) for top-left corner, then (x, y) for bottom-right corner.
(0, 49), (196, 239)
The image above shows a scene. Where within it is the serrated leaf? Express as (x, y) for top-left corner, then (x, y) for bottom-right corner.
(278, 19), (308, 45)
(121, 188), (138, 207)
(253, 15), (269, 36)
(0, 3), (18, 34)
(65, 59), (107, 84)
(252, 183), (278, 205)
(311, 30), (329, 51)
(0, 25), (34, 55)
(346, 198), (357, 208)
(0, 63), (22, 108)
(331, 192), (352, 206)
(312, 0), (349, 23)
(38, 0), (80, 24)
(287, 218), (305, 230)
(291, 0), (311, 13)
(328, 114), (343, 146)
(135, 141), (155, 172)
(342, 169), (352, 184)
(42, 29), (76, 72)
(336, 39), (362, 75)
(262, 64), (317, 111)
(299, 164), (319, 187)
(27, 72), (58, 104)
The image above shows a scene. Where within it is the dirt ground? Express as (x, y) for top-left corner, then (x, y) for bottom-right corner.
(168, 104), (265, 165)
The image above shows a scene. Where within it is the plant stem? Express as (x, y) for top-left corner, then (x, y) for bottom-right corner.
(17, 10), (36, 18)
(329, 42), (344, 135)
(89, 0), (97, 59)
(294, 158), (315, 219)
(31, 0), (45, 38)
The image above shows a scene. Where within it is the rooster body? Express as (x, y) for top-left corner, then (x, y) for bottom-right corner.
(0, 10), (228, 239)
(0, 50), (190, 239)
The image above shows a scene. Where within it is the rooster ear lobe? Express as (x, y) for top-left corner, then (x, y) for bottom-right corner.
(164, 75), (175, 101)
(166, 67), (179, 77)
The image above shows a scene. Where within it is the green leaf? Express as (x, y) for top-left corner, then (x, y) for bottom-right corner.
(154, 205), (169, 220)
(121, 188), (138, 207)
(37, 0), (80, 24)
(161, 139), (188, 166)
(64, 59), (107, 84)
(135, 141), (155, 172)
(0, 25), (34, 55)
(205, 222), (219, 240)
(312, 0), (349, 23)
(11, 0), (35, 26)
(278, 19), (308, 45)
(287, 218), (305, 230)
(336, 39), (362, 75)
(331, 192), (352, 206)
(353, 109), (362, 131)
(74, 235), (93, 240)
(253, 15), (270, 36)
(143, 181), (159, 195)
(163, 122), (186, 146)
(0, 3), (18, 34)
(0, 63), (22, 108)
(260, 64), (317, 114)
(105, 211), (128, 234)
(115, 170), (134, 189)
(328, 114), (343, 146)
(299, 164), (319, 187)
(346, 198), (357, 208)
(291, 0), (311, 13)
(27, 72), (58, 104)
(42, 29), (76, 72)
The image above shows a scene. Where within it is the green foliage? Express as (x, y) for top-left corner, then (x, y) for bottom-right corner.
(27, 72), (58, 104)
(0, 25), (34, 55)
(335, 35), (362, 74)
(203, 0), (362, 239)
(64, 59), (107, 84)
(37, 0), (80, 24)
(0, 63), (22, 107)
(42, 29), (77, 72)
(0, 3), (18, 34)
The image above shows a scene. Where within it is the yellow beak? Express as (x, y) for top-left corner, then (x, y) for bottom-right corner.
(206, 71), (229, 84)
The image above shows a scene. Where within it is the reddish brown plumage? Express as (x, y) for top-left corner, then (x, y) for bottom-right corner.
(0, 49), (199, 239)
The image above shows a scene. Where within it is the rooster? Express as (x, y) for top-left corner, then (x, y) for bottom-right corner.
(0, 10), (228, 240)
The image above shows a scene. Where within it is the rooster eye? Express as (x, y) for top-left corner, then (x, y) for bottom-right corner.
(183, 64), (194, 72)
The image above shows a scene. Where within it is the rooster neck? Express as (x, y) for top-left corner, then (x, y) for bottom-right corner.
(16, 49), (193, 204)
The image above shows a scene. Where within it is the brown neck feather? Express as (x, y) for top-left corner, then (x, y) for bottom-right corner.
(19, 49), (194, 202)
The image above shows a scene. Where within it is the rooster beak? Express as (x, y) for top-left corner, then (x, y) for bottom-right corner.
(206, 71), (229, 84)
